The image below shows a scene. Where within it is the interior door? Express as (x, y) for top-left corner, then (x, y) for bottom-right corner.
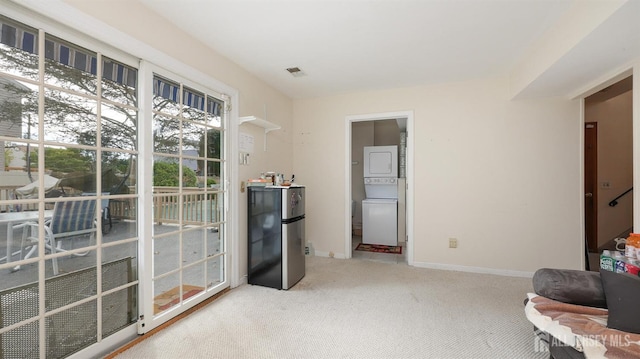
(585, 122), (598, 252)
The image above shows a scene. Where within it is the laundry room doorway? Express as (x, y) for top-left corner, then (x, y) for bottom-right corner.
(344, 111), (414, 265)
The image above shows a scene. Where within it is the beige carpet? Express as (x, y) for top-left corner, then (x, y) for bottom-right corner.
(112, 256), (546, 359)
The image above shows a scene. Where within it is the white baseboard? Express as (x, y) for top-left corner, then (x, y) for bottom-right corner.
(312, 251), (346, 259)
(412, 261), (535, 278)
(310, 252), (534, 277)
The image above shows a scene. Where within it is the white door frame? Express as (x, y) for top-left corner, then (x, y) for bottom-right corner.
(344, 111), (414, 265)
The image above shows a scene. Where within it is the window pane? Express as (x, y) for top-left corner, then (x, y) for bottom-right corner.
(182, 193), (211, 225)
(206, 225), (222, 258)
(153, 272), (179, 314)
(153, 156), (181, 189)
(101, 150), (132, 189)
(182, 228), (204, 266)
(205, 159), (222, 182)
(206, 255), (223, 288)
(153, 76), (180, 116)
(153, 232), (179, 276)
(204, 128), (222, 159)
(46, 300), (97, 357)
(45, 251), (98, 306)
(182, 120), (202, 156)
(102, 286), (137, 339)
(102, 56), (137, 107)
(102, 251), (137, 291)
(180, 158), (198, 187)
(102, 103), (137, 151)
(206, 97), (223, 127)
(2, 140), (38, 187)
(44, 34), (97, 95)
(153, 114), (180, 154)
(182, 105), (205, 122)
(0, 16), (39, 82)
(183, 262), (206, 292)
(154, 194), (180, 235)
(49, 148), (97, 195)
(44, 89), (97, 145)
(0, 75), (38, 141)
(182, 86), (205, 122)
(204, 192), (221, 224)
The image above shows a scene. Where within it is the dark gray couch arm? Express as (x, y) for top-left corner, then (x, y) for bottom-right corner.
(532, 268), (607, 309)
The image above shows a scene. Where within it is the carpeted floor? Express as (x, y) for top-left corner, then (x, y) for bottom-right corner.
(112, 256), (546, 359)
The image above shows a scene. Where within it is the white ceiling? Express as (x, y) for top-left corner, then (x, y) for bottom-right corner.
(140, 0), (638, 100)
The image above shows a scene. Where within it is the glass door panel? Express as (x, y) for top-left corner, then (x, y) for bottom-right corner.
(149, 72), (227, 326)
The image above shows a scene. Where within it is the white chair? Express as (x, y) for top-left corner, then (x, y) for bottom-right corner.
(21, 199), (97, 275)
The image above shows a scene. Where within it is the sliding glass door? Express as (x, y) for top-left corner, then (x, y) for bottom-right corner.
(139, 68), (228, 331)
(0, 15), (139, 358)
(0, 11), (231, 355)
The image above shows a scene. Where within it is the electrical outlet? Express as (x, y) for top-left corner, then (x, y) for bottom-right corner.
(449, 238), (458, 248)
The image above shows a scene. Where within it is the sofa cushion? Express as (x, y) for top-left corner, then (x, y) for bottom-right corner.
(533, 268), (607, 308)
(525, 293), (640, 358)
(600, 269), (640, 334)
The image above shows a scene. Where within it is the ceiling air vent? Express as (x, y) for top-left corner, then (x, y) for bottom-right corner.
(286, 67), (306, 77)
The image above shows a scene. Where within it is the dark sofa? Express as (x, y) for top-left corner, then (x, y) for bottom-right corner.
(526, 268), (640, 359)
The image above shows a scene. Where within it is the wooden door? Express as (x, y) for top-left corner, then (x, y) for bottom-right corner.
(584, 122), (598, 252)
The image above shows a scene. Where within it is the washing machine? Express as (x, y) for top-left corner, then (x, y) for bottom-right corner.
(362, 198), (397, 246)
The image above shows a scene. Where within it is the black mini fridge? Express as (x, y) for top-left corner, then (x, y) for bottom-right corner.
(248, 185), (305, 289)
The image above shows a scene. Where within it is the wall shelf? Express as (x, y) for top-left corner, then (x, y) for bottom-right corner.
(238, 116), (281, 151)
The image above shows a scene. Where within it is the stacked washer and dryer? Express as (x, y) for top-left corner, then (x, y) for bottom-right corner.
(362, 145), (398, 246)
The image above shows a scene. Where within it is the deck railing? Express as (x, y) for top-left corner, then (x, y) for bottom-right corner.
(1, 185), (220, 225)
(0, 185), (38, 212)
(152, 187), (221, 225)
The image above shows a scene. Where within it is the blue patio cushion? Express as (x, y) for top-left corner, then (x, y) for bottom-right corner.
(50, 200), (97, 235)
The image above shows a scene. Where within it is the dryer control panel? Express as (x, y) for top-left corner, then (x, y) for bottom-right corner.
(364, 177), (397, 185)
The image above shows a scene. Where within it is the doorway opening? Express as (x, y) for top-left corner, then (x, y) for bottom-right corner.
(344, 111), (414, 265)
(583, 75), (633, 270)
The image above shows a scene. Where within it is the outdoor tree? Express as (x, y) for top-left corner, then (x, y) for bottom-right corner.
(197, 128), (221, 178)
(153, 161), (197, 187)
(42, 147), (93, 175)
(0, 43), (138, 179)
(1, 37), (221, 192)
(4, 147), (13, 168)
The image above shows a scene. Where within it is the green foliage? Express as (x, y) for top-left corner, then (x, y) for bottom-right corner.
(198, 129), (222, 176)
(4, 148), (14, 168)
(153, 161), (197, 187)
(44, 147), (93, 174)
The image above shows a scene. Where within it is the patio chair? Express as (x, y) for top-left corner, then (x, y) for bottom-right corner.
(82, 192), (112, 234)
(20, 199), (97, 275)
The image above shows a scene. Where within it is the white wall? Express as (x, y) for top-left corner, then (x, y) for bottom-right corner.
(294, 76), (583, 273)
(351, 122), (373, 225)
(59, 0), (587, 275)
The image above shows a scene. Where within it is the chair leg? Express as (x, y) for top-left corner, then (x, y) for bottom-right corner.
(14, 224), (37, 272)
(12, 226), (29, 272)
(102, 207), (112, 234)
(50, 237), (59, 276)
